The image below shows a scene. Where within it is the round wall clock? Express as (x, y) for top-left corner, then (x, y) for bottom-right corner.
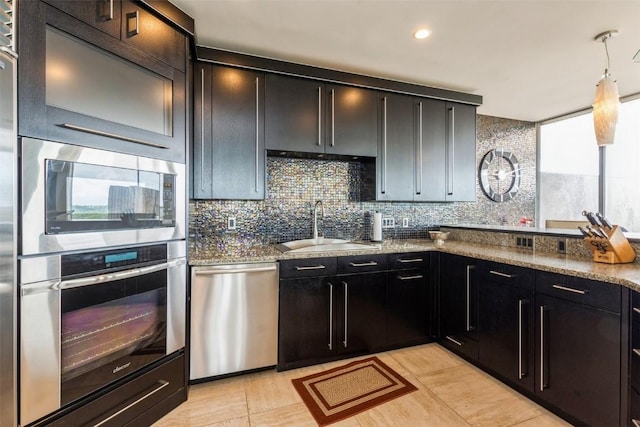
(479, 149), (521, 202)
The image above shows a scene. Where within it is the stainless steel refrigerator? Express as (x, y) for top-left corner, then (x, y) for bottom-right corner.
(0, 35), (18, 427)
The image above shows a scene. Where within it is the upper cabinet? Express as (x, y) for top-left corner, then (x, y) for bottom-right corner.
(265, 74), (378, 157)
(376, 94), (476, 202)
(17, 0), (188, 162)
(193, 63), (265, 200)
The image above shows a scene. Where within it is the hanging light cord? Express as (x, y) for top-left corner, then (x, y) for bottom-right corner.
(603, 37), (611, 73)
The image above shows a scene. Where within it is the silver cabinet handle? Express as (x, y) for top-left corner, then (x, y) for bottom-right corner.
(446, 336), (463, 346)
(194, 265), (277, 275)
(382, 96), (387, 194)
(398, 258), (423, 263)
(294, 265), (326, 271)
(126, 10), (140, 36)
(60, 124), (169, 149)
(349, 261), (378, 267)
(343, 281), (348, 348)
(200, 67), (206, 192)
(632, 420), (640, 427)
(330, 89), (335, 147)
(317, 86), (322, 146)
(465, 264), (474, 331)
(447, 106), (455, 195)
(634, 307), (640, 315)
(93, 380), (169, 427)
(328, 282), (333, 350)
(518, 299), (529, 379)
(633, 349), (640, 357)
(398, 275), (424, 281)
(551, 284), (586, 295)
(490, 270), (515, 278)
(255, 76), (260, 193)
(416, 101), (423, 195)
(540, 305), (548, 391)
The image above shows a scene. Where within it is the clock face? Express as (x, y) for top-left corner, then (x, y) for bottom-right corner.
(479, 149), (521, 202)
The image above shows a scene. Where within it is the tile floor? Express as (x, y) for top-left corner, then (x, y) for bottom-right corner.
(153, 343), (572, 427)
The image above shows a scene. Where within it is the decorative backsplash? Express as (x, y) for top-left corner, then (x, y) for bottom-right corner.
(190, 115), (537, 254)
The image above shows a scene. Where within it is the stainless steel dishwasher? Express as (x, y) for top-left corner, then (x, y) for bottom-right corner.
(190, 262), (279, 381)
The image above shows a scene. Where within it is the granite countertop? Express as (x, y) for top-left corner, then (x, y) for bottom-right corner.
(190, 239), (640, 292)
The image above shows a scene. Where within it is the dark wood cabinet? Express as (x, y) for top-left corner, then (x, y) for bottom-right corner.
(193, 63), (265, 200)
(444, 102), (476, 201)
(439, 254), (479, 360)
(535, 272), (622, 427)
(41, 0), (122, 38)
(265, 74), (377, 157)
(414, 98), (447, 201)
(18, 0), (187, 162)
(478, 261), (535, 393)
(386, 252), (431, 348)
(377, 92), (415, 201)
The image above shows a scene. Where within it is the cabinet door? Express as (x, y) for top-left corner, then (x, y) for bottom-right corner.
(325, 85), (378, 157)
(445, 102), (476, 201)
(387, 268), (430, 348)
(414, 98), (447, 201)
(121, 0), (187, 71)
(338, 273), (387, 355)
(41, 0), (122, 38)
(439, 254), (479, 359)
(193, 64), (265, 200)
(536, 294), (620, 426)
(265, 74), (324, 153)
(378, 92), (414, 201)
(478, 267), (534, 392)
(278, 277), (335, 369)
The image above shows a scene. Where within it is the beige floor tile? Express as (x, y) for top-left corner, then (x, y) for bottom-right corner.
(511, 413), (572, 427)
(418, 364), (543, 427)
(245, 365), (320, 414)
(388, 343), (465, 377)
(355, 385), (470, 427)
(249, 402), (319, 427)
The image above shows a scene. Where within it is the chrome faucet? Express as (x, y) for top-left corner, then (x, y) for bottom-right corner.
(313, 200), (324, 240)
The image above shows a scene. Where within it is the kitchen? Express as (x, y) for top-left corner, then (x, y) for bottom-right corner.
(2, 0), (640, 426)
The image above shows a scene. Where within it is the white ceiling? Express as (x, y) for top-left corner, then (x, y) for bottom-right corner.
(171, 0), (640, 122)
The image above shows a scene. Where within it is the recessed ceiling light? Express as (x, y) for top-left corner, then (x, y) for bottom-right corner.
(413, 29), (430, 40)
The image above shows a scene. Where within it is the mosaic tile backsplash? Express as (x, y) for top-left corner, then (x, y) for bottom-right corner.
(190, 115), (537, 253)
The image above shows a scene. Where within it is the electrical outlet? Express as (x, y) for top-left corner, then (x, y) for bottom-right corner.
(402, 218), (409, 228)
(515, 236), (534, 249)
(227, 217), (237, 230)
(382, 217), (395, 228)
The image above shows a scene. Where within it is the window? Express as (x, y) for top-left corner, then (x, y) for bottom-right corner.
(538, 97), (640, 232)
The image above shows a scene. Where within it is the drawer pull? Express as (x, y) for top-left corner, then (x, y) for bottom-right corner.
(399, 258), (424, 263)
(490, 270), (515, 278)
(633, 349), (640, 357)
(398, 275), (424, 281)
(552, 284), (587, 295)
(633, 307), (640, 315)
(93, 380), (169, 426)
(633, 419), (640, 427)
(445, 336), (463, 346)
(349, 261), (378, 267)
(294, 265), (326, 271)
(60, 123), (169, 149)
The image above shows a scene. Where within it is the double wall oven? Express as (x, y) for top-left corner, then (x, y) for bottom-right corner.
(18, 138), (187, 426)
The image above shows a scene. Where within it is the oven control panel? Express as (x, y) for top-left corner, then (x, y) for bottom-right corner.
(61, 244), (167, 278)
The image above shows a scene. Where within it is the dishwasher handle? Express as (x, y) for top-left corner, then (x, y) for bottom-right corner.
(194, 265), (277, 275)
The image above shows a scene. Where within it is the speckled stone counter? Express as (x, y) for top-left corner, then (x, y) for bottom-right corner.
(189, 239), (640, 292)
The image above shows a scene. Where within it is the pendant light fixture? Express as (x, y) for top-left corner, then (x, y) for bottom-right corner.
(592, 30), (620, 146)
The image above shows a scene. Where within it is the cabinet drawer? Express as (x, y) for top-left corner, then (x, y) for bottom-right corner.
(479, 261), (534, 290)
(387, 252), (429, 270)
(442, 335), (478, 360)
(631, 386), (640, 427)
(279, 257), (337, 279)
(337, 254), (387, 274)
(535, 271), (621, 313)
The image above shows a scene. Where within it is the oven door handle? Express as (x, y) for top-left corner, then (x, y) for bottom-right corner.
(56, 258), (186, 291)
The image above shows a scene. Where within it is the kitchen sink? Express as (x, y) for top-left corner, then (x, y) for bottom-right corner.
(276, 238), (381, 253)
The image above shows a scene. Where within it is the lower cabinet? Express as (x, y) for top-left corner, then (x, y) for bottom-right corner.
(478, 261), (535, 393)
(631, 290), (640, 427)
(278, 253), (431, 370)
(439, 254), (479, 360)
(534, 271), (623, 427)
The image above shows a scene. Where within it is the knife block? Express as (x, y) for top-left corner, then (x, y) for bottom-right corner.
(583, 225), (636, 264)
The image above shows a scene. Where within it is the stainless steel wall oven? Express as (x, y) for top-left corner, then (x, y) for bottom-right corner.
(20, 137), (186, 256)
(19, 241), (186, 426)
